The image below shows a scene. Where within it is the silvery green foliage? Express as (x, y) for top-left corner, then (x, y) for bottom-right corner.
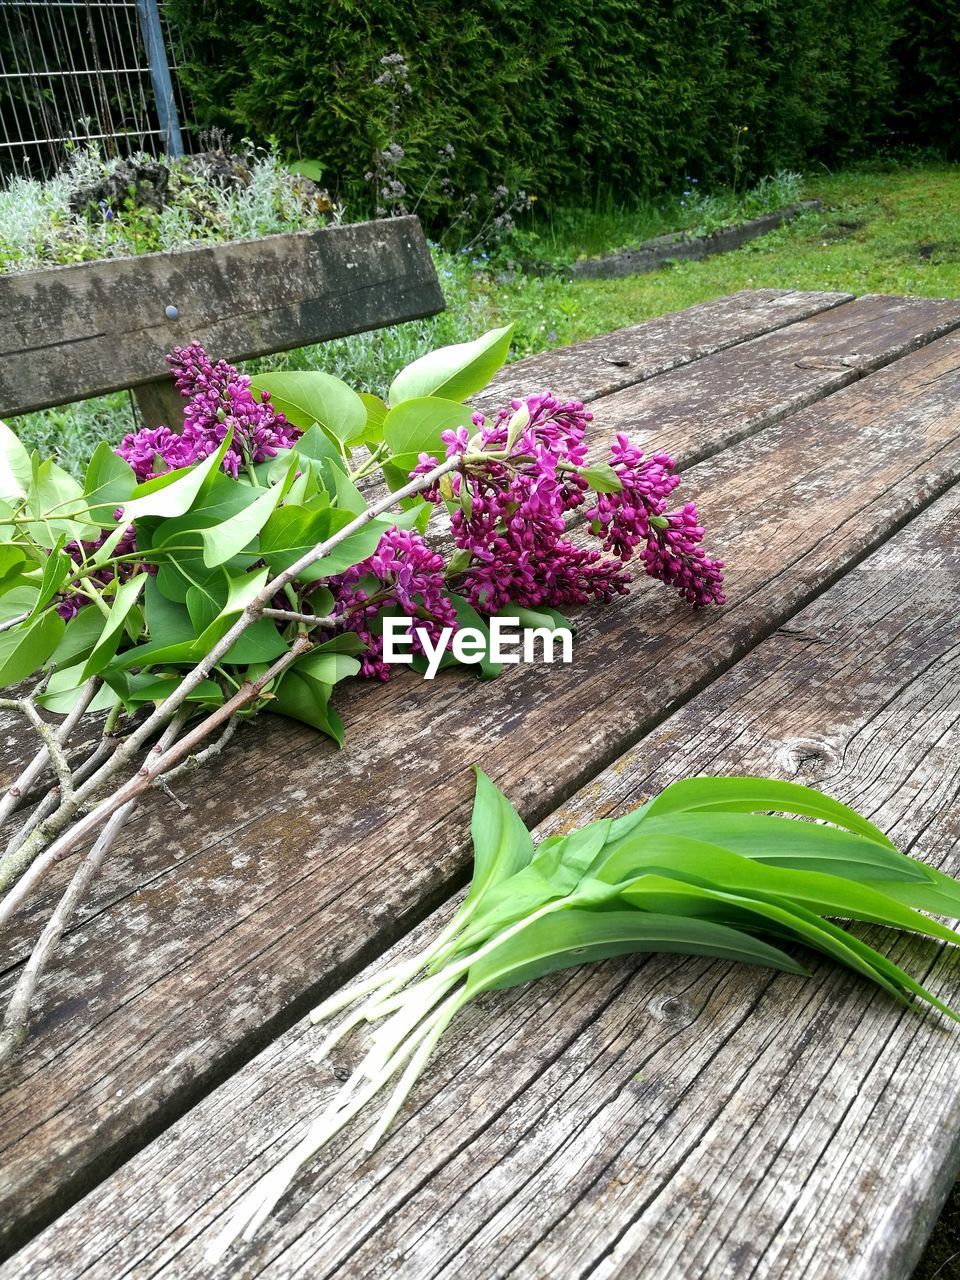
(0, 142), (340, 272)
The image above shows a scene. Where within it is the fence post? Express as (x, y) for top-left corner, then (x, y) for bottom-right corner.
(135, 0), (184, 158)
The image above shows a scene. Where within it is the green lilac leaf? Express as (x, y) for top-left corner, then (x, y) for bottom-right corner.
(81, 572), (148, 680)
(0, 609), (64, 684)
(251, 372), (366, 446)
(382, 397), (474, 474)
(388, 324), (514, 405)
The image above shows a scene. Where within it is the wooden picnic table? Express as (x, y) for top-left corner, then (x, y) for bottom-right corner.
(2, 288), (960, 1278)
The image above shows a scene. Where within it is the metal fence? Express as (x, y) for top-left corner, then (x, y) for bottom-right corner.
(0, 0), (191, 177)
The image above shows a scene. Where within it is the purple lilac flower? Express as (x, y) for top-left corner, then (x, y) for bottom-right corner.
(586, 433), (725, 606)
(414, 394), (724, 611)
(326, 527), (458, 680)
(414, 393), (628, 612)
(116, 342), (300, 480)
(643, 504), (726, 606)
(57, 522), (139, 620)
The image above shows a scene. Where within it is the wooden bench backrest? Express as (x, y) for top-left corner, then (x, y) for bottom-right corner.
(0, 215), (444, 425)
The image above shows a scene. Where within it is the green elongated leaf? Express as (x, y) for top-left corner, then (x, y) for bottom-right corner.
(359, 392), (388, 446)
(121, 429), (233, 521)
(623, 879), (959, 1023)
(465, 908), (806, 998)
(462, 767), (535, 918)
(80, 573), (148, 679)
(580, 463), (622, 493)
(633, 812), (928, 884)
(250, 372), (366, 447)
(453, 818), (614, 952)
(388, 324), (514, 405)
(640, 776), (897, 849)
(45, 605), (115, 671)
(382, 397), (474, 473)
(267, 670), (345, 745)
(201, 465), (295, 568)
(83, 444), (137, 526)
(0, 544), (27, 592)
(592, 834), (960, 947)
(28, 536), (70, 619)
(122, 672), (224, 708)
(0, 609), (63, 685)
(0, 421), (32, 501)
(872, 875), (960, 920)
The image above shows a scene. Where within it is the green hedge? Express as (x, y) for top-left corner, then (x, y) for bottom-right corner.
(168, 0), (913, 226)
(889, 0), (960, 158)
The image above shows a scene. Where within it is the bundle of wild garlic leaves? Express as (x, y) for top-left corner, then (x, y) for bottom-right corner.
(211, 769), (960, 1254)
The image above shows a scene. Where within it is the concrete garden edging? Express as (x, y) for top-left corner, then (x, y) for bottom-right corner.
(565, 200), (823, 279)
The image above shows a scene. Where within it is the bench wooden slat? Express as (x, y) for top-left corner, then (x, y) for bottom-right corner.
(0, 217), (444, 418)
(6, 430), (959, 1280)
(3, 298), (960, 1254)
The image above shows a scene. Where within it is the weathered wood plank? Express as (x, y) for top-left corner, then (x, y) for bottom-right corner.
(10, 479), (958, 1280)
(0, 217), (444, 416)
(478, 288), (853, 405)
(574, 291), (960, 466)
(4, 308), (960, 1253)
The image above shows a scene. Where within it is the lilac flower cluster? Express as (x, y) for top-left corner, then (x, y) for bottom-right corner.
(77, 348), (722, 677)
(324, 527), (458, 680)
(413, 394), (724, 611)
(587, 433), (725, 605)
(116, 342), (300, 481)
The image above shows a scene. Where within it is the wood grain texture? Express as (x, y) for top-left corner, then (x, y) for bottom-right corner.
(4, 306), (960, 1253)
(478, 288), (853, 406)
(6, 442), (959, 1280)
(0, 217), (444, 416)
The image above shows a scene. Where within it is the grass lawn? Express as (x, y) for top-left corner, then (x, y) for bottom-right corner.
(10, 158), (960, 472)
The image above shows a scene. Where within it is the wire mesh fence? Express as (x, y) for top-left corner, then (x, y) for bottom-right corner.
(0, 0), (192, 177)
